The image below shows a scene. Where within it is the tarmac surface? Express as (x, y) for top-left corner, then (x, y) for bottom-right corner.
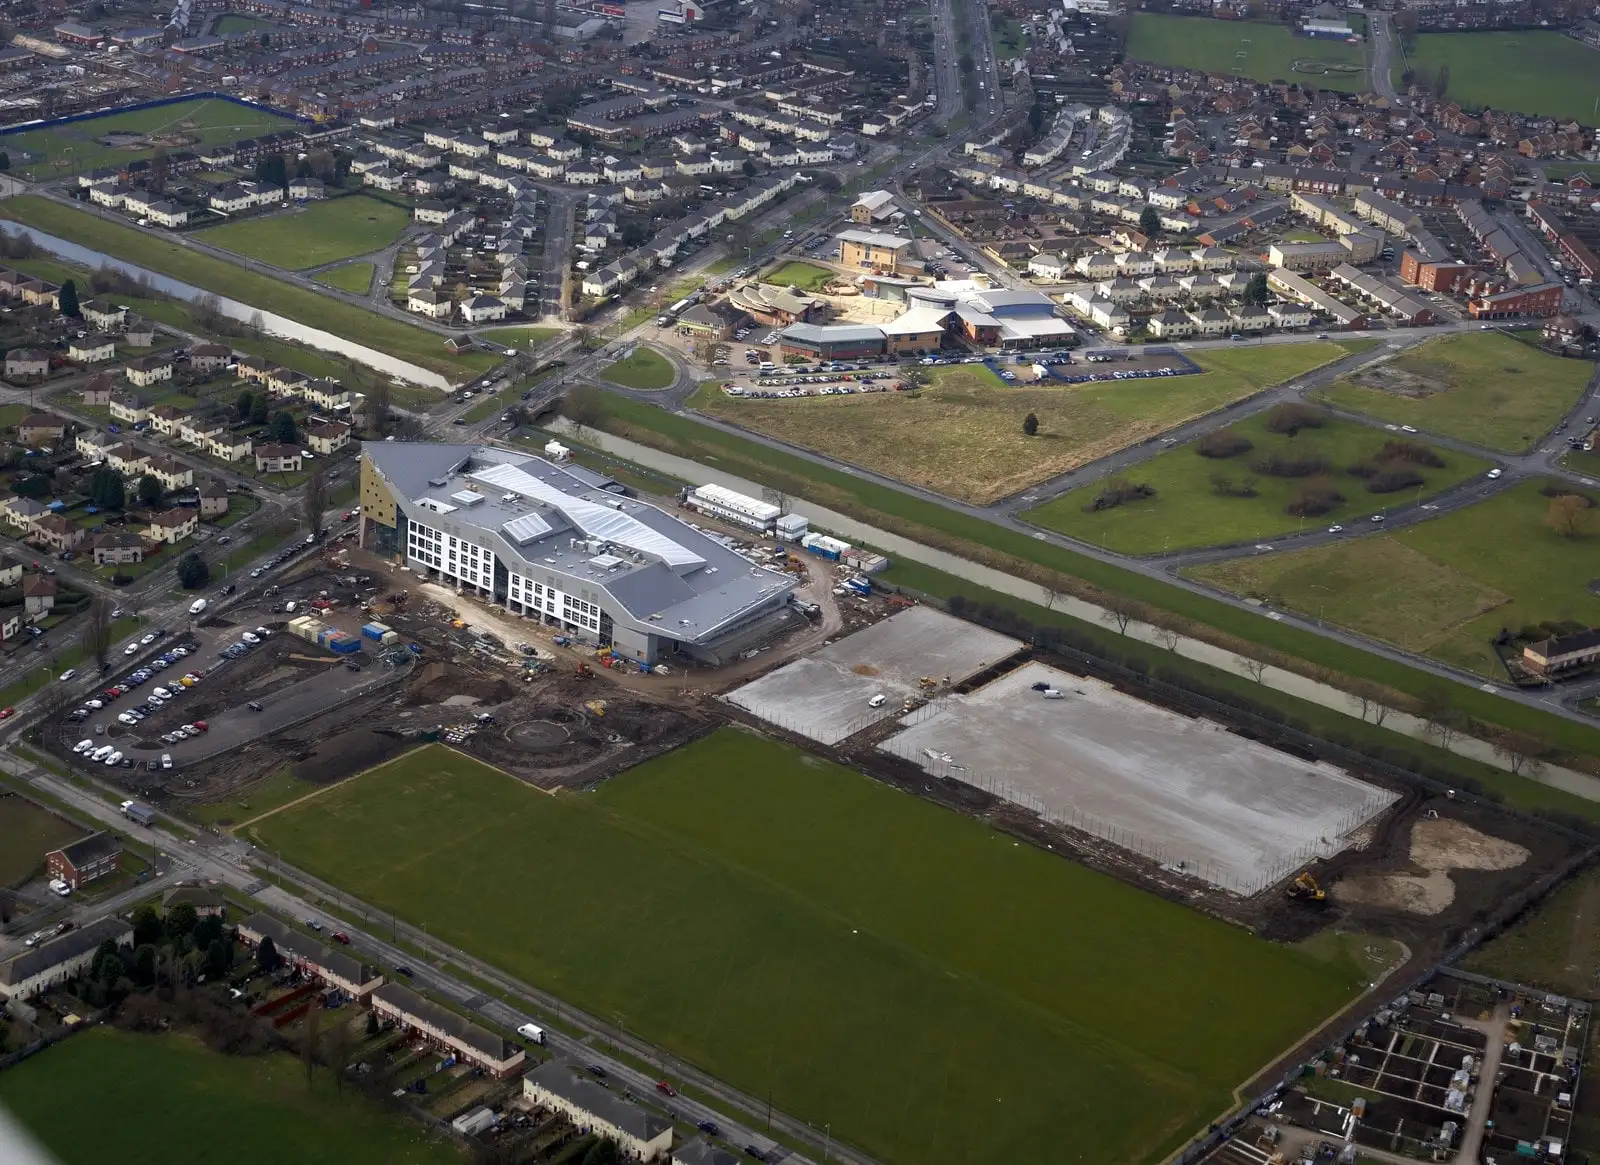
(878, 661), (1400, 894)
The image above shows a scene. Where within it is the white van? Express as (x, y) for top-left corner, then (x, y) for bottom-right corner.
(189, 598), (208, 615)
(868, 694), (887, 708)
(517, 1023), (546, 1045)
(91, 745), (113, 762)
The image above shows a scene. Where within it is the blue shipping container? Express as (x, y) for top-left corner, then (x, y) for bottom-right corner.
(329, 637), (361, 655)
(361, 623), (386, 641)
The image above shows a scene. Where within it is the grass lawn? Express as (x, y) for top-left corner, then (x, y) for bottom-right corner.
(198, 197), (410, 269)
(600, 347), (676, 390)
(253, 733), (1365, 1165)
(316, 261), (374, 294)
(1025, 413), (1490, 553)
(575, 387), (1600, 761)
(1126, 14), (1369, 91)
(992, 12), (1027, 58)
(0, 402), (29, 429)
(188, 769), (318, 828)
(0, 791), (83, 883)
(696, 343), (1352, 505)
(1315, 331), (1590, 453)
(1185, 478), (1600, 675)
(0, 1027), (463, 1165)
(0, 616), (143, 708)
(1464, 866), (1600, 998)
(475, 326), (565, 350)
(1, 98), (300, 179)
(0, 198), (497, 382)
(1395, 32), (1600, 125)
(763, 261), (836, 291)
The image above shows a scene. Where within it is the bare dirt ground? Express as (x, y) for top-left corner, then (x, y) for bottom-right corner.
(1347, 364), (1448, 399)
(1333, 817), (1530, 915)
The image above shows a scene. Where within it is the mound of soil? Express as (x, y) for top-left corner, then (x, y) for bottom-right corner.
(407, 662), (517, 706)
(292, 728), (407, 784)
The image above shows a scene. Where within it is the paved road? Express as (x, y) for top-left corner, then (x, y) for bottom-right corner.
(0, 746), (853, 1165)
(1369, 14), (1403, 106)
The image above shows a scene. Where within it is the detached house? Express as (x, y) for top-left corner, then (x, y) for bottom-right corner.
(68, 335), (116, 364)
(146, 508), (198, 545)
(90, 530), (144, 566)
(125, 354), (174, 387)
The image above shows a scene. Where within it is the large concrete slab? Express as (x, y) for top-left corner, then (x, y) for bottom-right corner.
(725, 606), (1023, 745)
(879, 662), (1398, 895)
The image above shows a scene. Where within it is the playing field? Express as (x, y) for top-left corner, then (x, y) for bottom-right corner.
(0, 98), (300, 179)
(0, 791), (83, 885)
(0, 1027), (462, 1165)
(1024, 411), (1490, 553)
(1394, 32), (1600, 126)
(1185, 478), (1600, 674)
(252, 731), (1366, 1165)
(1315, 332), (1591, 454)
(763, 261), (835, 291)
(1126, 15), (1369, 91)
(316, 261), (375, 294)
(695, 342), (1354, 504)
(197, 196), (409, 269)
(600, 347), (675, 389)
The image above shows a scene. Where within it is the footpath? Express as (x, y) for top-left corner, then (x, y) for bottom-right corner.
(549, 419), (1600, 805)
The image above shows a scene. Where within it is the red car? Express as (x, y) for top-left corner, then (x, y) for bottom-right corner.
(0, 707), (13, 720)
(655, 1081), (677, 1097)
(341, 511), (353, 522)
(332, 931), (351, 945)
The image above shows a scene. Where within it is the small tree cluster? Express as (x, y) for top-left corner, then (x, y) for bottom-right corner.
(1285, 484), (1345, 517)
(1262, 403), (1328, 437)
(177, 552), (210, 590)
(1250, 450), (1330, 478)
(1195, 428), (1254, 459)
(1209, 473), (1258, 498)
(1375, 439), (1445, 468)
(1362, 468), (1425, 494)
(1083, 479), (1155, 513)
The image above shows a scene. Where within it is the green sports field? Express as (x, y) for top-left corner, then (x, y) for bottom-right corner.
(1186, 478), (1600, 674)
(2, 98), (300, 179)
(197, 197), (410, 270)
(1024, 412), (1489, 554)
(0, 1028), (462, 1165)
(1315, 331), (1591, 454)
(1394, 32), (1600, 126)
(252, 731), (1367, 1165)
(0, 791), (82, 884)
(1126, 14), (1369, 91)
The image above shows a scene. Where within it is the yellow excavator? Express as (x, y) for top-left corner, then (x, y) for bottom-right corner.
(1287, 871), (1328, 904)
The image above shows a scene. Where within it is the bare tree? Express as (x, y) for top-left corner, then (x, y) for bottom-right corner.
(327, 1018), (354, 1098)
(1347, 679), (1391, 726)
(1545, 493), (1590, 538)
(193, 293), (223, 331)
(1241, 657), (1268, 683)
(84, 596), (113, 672)
(1042, 585), (1064, 612)
(1490, 727), (1546, 776)
(1418, 684), (1459, 749)
(1100, 594), (1142, 636)
(762, 486), (792, 514)
(1155, 626), (1181, 652)
(562, 388), (605, 444)
(366, 381), (392, 436)
(302, 467), (328, 538)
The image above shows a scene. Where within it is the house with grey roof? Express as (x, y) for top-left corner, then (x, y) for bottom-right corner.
(372, 982), (525, 1078)
(0, 917), (132, 1000)
(523, 1061), (673, 1160)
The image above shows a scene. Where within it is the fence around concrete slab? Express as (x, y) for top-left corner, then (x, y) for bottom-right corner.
(548, 418), (1600, 804)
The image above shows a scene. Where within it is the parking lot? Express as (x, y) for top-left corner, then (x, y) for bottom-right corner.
(877, 661), (1398, 894)
(724, 605), (1023, 744)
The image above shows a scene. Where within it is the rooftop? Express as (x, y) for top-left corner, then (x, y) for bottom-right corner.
(525, 1060), (673, 1142)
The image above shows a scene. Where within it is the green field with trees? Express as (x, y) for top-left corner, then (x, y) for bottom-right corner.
(1025, 406), (1490, 553)
(1394, 31), (1600, 125)
(253, 733), (1367, 1165)
(1186, 479), (1600, 675)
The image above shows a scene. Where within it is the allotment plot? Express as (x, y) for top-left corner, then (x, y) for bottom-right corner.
(724, 605), (1022, 743)
(880, 662), (1397, 894)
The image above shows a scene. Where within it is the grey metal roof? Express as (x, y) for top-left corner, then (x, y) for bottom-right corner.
(365, 444), (794, 640)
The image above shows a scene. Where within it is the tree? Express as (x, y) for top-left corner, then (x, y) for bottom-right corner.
(366, 1010), (379, 1037)
(328, 1019), (354, 1098)
(58, 279), (80, 318)
(563, 388), (605, 444)
(194, 914), (223, 949)
(1418, 684), (1459, 748)
(1101, 594), (1143, 635)
(87, 467), (125, 510)
(1545, 493), (1590, 537)
(256, 153), (289, 192)
(271, 411), (298, 445)
(132, 943), (158, 987)
(257, 934), (280, 973)
(1489, 727), (1546, 776)
(741, 158), (758, 177)
(366, 380), (392, 435)
(0, 152), (10, 172)
(1027, 101), (1045, 134)
(131, 904), (162, 948)
(303, 466), (328, 537)
(250, 394), (270, 426)
(1139, 205), (1160, 237)
(165, 903), (198, 942)
(1242, 657), (1268, 683)
(581, 1139), (620, 1165)
(1242, 272), (1269, 306)
(1347, 679), (1390, 726)
(206, 938), (232, 977)
(176, 552), (210, 590)
(92, 939), (125, 984)
(1022, 412), (1039, 436)
(136, 473), (163, 508)
(1434, 63), (1450, 99)
(84, 596), (113, 672)
(235, 389), (254, 422)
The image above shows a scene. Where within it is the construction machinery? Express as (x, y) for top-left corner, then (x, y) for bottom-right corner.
(1287, 871), (1327, 904)
(575, 662), (594, 679)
